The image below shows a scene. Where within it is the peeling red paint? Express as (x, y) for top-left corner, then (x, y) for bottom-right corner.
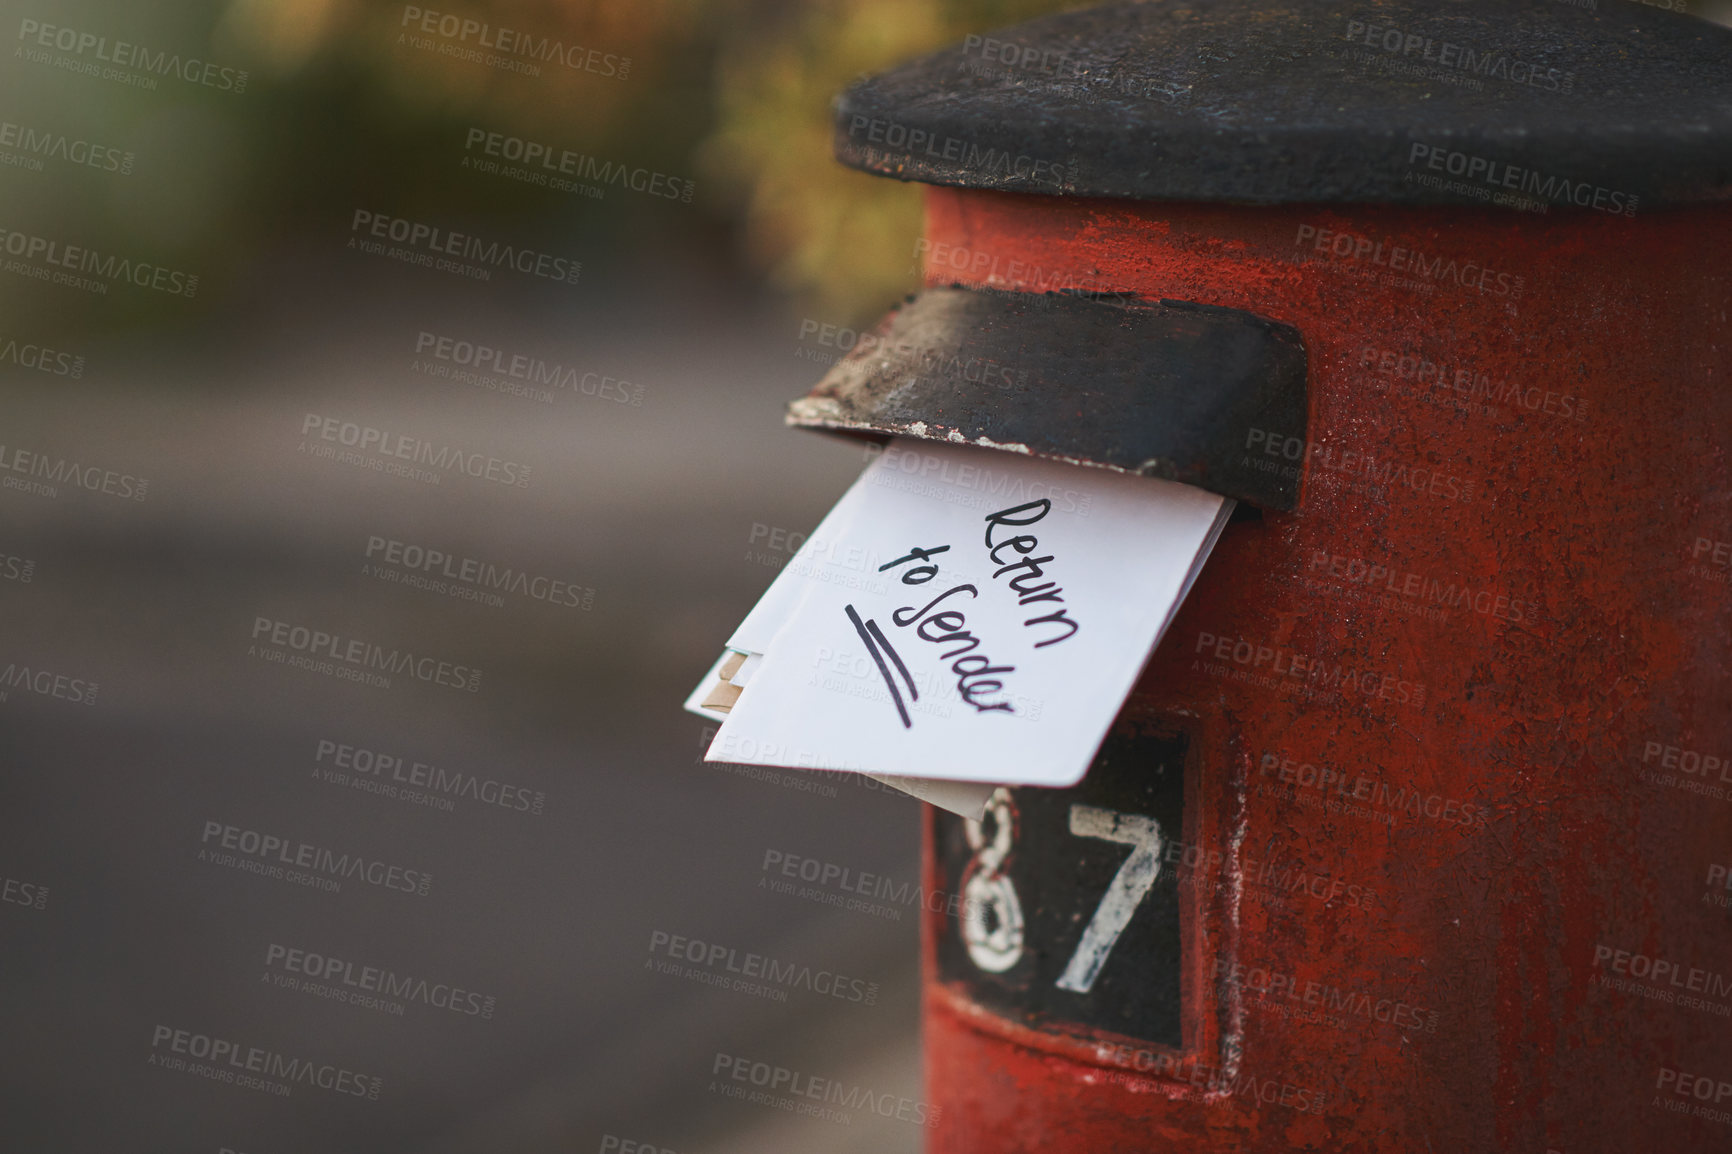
(917, 187), (1732, 1152)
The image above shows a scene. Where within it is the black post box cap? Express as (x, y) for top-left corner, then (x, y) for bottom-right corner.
(833, 0), (1732, 206)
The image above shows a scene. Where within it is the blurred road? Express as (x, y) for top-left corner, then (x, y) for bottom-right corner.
(0, 245), (926, 1154)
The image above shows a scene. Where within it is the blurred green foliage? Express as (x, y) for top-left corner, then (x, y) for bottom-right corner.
(700, 0), (1083, 321)
(0, 0), (1079, 328)
(243, 0), (1085, 318)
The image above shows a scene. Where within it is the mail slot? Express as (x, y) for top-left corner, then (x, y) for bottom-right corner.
(781, 0), (1732, 1149)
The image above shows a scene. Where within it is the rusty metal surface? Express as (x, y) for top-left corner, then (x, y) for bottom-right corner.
(913, 188), (1732, 1151)
(833, 0), (1732, 206)
(786, 286), (1309, 510)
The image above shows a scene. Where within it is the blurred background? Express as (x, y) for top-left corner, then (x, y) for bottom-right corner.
(6, 1), (1732, 1151)
(0, 0), (1085, 1151)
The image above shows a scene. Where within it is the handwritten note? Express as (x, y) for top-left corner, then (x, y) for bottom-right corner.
(692, 439), (1231, 789)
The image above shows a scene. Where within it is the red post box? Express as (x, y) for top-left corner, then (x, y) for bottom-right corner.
(783, 0), (1732, 1149)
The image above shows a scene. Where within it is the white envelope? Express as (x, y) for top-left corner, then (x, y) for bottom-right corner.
(705, 439), (1230, 789)
(684, 452), (1003, 818)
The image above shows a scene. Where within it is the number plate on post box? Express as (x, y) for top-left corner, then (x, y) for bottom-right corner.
(934, 725), (1189, 1048)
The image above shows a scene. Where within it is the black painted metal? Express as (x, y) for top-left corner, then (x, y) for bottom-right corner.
(787, 286), (1310, 511)
(834, 0), (1732, 206)
(932, 723), (1190, 1048)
